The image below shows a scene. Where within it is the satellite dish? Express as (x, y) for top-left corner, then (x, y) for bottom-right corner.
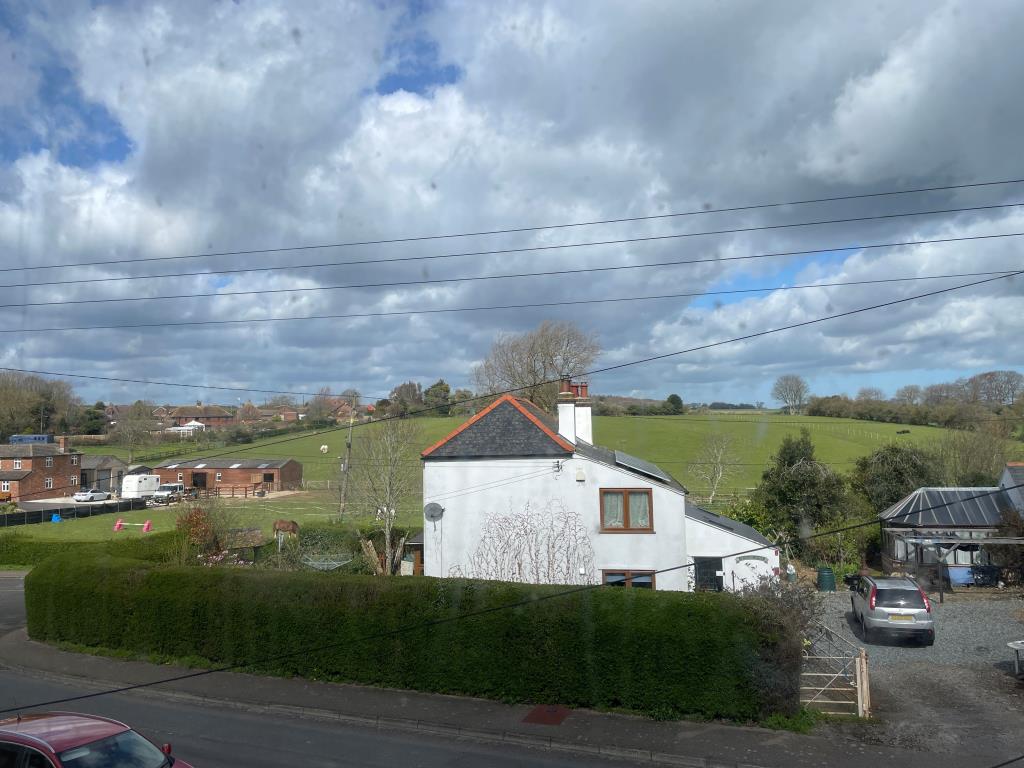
(424, 503), (445, 522)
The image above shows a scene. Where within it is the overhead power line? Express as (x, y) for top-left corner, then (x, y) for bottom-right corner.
(1, 202), (1021, 290)
(14, 269), (1019, 501)
(1, 229), (1021, 310)
(2, 269), (1016, 334)
(4, 176), (1023, 273)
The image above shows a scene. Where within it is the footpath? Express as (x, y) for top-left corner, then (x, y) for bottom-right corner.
(0, 626), (985, 768)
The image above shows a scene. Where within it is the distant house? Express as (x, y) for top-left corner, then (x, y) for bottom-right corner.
(420, 379), (778, 592)
(153, 458), (302, 492)
(168, 404), (234, 429)
(79, 454), (129, 494)
(880, 487), (1019, 584)
(0, 438), (82, 502)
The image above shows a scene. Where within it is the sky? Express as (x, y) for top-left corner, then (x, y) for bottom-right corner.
(0, 0), (1022, 407)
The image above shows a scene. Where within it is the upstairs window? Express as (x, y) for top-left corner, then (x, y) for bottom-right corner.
(45, 456), (53, 467)
(600, 489), (653, 531)
(44, 477), (53, 490)
(71, 455), (79, 466)
(13, 459), (21, 470)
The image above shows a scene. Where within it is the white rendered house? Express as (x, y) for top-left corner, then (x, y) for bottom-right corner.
(420, 380), (778, 591)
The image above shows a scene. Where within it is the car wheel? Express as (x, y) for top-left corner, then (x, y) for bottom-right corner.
(921, 631), (934, 647)
(860, 615), (872, 643)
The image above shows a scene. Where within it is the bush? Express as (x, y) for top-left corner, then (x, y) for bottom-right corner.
(26, 555), (800, 720)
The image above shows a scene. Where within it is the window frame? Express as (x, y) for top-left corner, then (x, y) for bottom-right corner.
(13, 459), (21, 470)
(44, 477), (54, 490)
(0, 481), (8, 492)
(70, 476), (78, 486)
(215, 472), (222, 482)
(71, 454), (79, 466)
(599, 488), (654, 532)
(177, 472), (184, 482)
(45, 456), (53, 467)
(601, 570), (656, 589)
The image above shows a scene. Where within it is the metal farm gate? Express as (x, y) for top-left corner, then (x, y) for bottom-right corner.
(801, 621), (871, 717)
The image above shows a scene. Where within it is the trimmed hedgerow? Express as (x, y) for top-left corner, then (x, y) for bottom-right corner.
(0, 531), (179, 567)
(25, 555), (800, 720)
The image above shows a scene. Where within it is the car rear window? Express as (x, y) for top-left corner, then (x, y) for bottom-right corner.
(875, 588), (925, 608)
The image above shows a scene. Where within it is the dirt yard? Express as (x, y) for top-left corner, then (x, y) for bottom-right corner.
(816, 588), (1024, 760)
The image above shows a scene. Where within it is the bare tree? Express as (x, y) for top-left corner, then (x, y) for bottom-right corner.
(855, 387), (885, 402)
(454, 500), (595, 584)
(305, 386), (333, 424)
(688, 433), (738, 505)
(473, 321), (600, 411)
(770, 375), (809, 415)
(348, 419), (421, 575)
(110, 400), (155, 463)
(935, 423), (1009, 486)
(893, 384), (923, 405)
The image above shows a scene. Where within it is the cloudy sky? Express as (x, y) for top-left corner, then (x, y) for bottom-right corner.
(0, 0), (1022, 407)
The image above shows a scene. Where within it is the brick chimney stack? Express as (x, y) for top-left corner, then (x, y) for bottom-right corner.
(573, 380), (592, 444)
(56, 435), (69, 454)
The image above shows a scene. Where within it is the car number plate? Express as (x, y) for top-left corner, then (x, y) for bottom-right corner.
(890, 614), (913, 622)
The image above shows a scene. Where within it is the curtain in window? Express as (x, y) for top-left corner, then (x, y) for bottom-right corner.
(629, 491), (650, 528)
(602, 491), (625, 528)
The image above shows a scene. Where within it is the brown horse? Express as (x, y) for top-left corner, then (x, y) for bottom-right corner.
(272, 519), (300, 537)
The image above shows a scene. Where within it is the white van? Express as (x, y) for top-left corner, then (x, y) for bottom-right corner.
(121, 474), (161, 499)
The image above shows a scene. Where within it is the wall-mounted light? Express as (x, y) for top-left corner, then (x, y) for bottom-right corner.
(575, 467), (585, 483)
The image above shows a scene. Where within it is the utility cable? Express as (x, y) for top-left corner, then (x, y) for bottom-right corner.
(3, 269), (1015, 334)
(14, 270), (1020, 501)
(1, 204), (1022, 291)
(4, 176), (1023, 273)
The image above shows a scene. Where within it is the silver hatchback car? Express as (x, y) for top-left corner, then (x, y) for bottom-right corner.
(850, 575), (935, 645)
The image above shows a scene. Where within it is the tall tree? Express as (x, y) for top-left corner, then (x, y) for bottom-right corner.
(752, 428), (847, 538)
(893, 384), (923, 405)
(665, 393), (685, 414)
(856, 387), (885, 402)
(348, 418), (421, 575)
(305, 386), (334, 424)
(110, 400), (156, 463)
(388, 381), (424, 416)
(450, 388), (476, 416)
(423, 379), (451, 416)
(850, 443), (943, 512)
(771, 375), (810, 415)
(473, 320), (600, 411)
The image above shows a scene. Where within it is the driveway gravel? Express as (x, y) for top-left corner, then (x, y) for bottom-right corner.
(815, 589), (1024, 759)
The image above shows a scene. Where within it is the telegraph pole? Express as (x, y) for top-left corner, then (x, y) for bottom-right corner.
(338, 402), (356, 519)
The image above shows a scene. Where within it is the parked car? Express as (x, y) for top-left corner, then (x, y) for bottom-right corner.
(0, 711), (193, 767)
(850, 575), (935, 645)
(152, 483), (185, 504)
(72, 488), (110, 503)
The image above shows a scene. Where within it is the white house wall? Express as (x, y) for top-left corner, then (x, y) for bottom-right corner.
(683, 518), (780, 591)
(423, 456), (690, 591)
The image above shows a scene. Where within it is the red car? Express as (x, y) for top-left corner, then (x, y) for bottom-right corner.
(0, 712), (193, 767)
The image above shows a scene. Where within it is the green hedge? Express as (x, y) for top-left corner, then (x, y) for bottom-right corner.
(0, 532), (178, 567)
(26, 555), (800, 720)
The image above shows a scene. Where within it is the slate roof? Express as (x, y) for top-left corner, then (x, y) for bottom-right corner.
(686, 505), (771, 546)
(422, 395), (574, 459)
(155, 458), (296, 470)
(0, 445), (77, 458)
(880, 487), (1018, 528)
(1004, 463), (1024, 488)
(80, 454), (128, 470)
(0, 470), (31, 481)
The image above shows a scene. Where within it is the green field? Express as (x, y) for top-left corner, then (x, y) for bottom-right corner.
(3, 493), (346, 543)
(75, 413), (964, 496)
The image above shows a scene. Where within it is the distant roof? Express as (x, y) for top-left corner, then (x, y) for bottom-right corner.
(0, 445), (77, 458)
(155, 458), (296, 470)
(169, 405), (233, 418)
(422, 395), (574, 459)
(880, 487), (1018, 528)
(80, 454), (128, 470)
(686, 505), (771, 546)
(0, 470), (30, 481)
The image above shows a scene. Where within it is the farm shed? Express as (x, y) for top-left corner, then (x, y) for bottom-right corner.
(154, 458), (302, 492)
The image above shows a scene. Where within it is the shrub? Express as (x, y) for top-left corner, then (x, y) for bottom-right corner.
(0, 531), (179, 567)
(26, 555), (800, 720)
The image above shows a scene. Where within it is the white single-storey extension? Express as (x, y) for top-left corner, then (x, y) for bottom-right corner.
(420, 380), (778, 591)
